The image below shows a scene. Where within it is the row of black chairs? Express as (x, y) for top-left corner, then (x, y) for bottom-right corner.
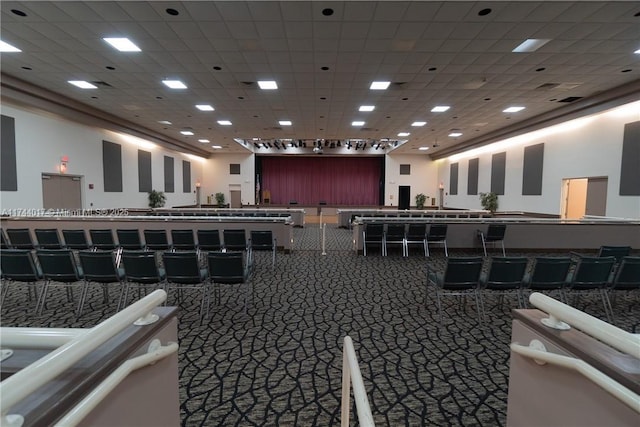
(363, 223), (508, 257)
(427, 255), (640, 326)
(0, 249), (252, 321)
(1, 228), (277, 267)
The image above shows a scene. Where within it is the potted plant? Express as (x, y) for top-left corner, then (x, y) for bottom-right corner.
(479, 192), (498, 213)
(415, 193), (427, 209)
(148, 190), (166, 208)
(215, 192), (226, 207)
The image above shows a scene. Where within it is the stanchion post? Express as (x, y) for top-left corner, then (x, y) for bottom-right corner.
(322, 223), (327, 255)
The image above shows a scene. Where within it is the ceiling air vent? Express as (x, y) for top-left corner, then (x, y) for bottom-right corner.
(360, 127), (374, 131)
(558, 96), (583, 103)
(535, 83), (559, 90)
(90, 81), (112, 87)
(241, 81), (255, 86)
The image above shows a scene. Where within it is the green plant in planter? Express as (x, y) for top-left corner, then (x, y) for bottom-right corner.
(415, 193), (427, 209)
(479, 192), (498, 213)
(148, 190), (166, 208)
(215, 192), (226, 207)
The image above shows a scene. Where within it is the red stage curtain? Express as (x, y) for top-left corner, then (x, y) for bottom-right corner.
(261, 157), (381, 205)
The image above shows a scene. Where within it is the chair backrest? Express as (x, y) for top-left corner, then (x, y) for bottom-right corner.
(162, 251), (202, 284)
(427, 224), (448, 241)
(6, 228), (35, 250)
(572, 256), (615, 286)
(485, 257), (528, 288)
(612, 256), (640, 289)
(171, 229), (196, 251)
(223, 229), (247, 250)
(442, 257), (483, 289)
(406, 224), (427, 241)
(34, 229), (64, 249)
(36, 249), (80, 282)
(89, 229), (118, 250)
(62, 229), (91, 250)
(143, 229), (170, 250)
(0, 229), (9, 249)
(363, 223), (384, 240)
(121, 251), (162, 284)
(385, 224), (406, 240)
(0, 250), (41, 282)
(250, 230), (274, 250)
(116, 229), (144, 250)
(78, 251), (120, 283)
(197, 229), (222, 251)
(484, 224), (507, 241)
(207, 251), (247, 284)
(598, 246), (632, 263)
(529, 257), (572, 287)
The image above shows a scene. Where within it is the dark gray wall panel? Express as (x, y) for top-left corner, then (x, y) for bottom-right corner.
(182, 160), (191, 193)
(399, 164), (411, 175)
(138, 150), (152, 193)
(619, 121), (640, 196)
(467, 158), (479, 195)
(1, 115), (18, 191)
(522, 143), (544, 195)
(449, 162), (458, 195)
(229, 163), (241, 175)
(102, 140), (122, 192)
(164, 156), (174, 193)
(491, 152), (506, 195)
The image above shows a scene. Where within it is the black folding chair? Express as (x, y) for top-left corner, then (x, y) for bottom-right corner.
(78, 250), (125, 315)
(162, 251), (209, 322)
(567, 256), (616, 321)
(6, 228), (36, 250)
(481, 257), (528, 310)
(363, 223), (385, 256)
(171, 229), (197, 251)
(405, 224), (427, 257)
(120, 250), (166, 307)
(35, 249), (84, 315)
(62, 229), (92, 250)
(250, 230), (277, 267)
(116, 229), (145, 250)
(207, 251), (251, 313)
(0, 249), (42, 308)
(478, 224), (506, 257)
(426, 224), (448, 257)
(384, 224), (407, 257)
(524, 257), (572, 303)
(34, 229), (64, 249)
(197, 229), (222, 252)
(144, 229), (172, 251)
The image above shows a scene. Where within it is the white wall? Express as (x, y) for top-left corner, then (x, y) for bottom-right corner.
(0, 103), (204, 210)
(385, 154), (439, 207)
(201, 153), (255, 206)
(437, 101), (640, 218)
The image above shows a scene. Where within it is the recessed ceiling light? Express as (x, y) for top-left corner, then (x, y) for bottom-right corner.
(211, 145), (222, 149)
(411, 121), (427, 126)
(257, 80), (278, 90)
(0, 40), (21, 52)
(370, 81), (390, 90)
(431, 106), (450, 112)
(158, 120), (172, 125)
(162, 79), (187, 89)
(418, 147), (430, 151)
(359, 105), (375, 112)
(68, 80), (98, 89)
(195, 104), (214, 111)
(198, 139), (210, 143)
(634, 48), (640, 54)
(279, 120), (292, 126)
(448, 131), (463, 137)
(512, 39), (551, 53)
(503, 106), (525, 113)
(103, 37), (141, 52)
(180, 130), (194, 136)
(398, 132), (410, 137)
(352, 121), (365, 126)
(217, 120), (232, 126)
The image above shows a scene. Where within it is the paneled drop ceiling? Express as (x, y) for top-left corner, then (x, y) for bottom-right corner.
(1, 1), (639, 158)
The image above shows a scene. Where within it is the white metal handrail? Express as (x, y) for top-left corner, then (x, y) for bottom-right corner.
(0, 327), (85, 349)
(529, 293), (640, 357)
(54, 340), (178, 426)
(511, 342), (640, 413)
(0, 289), (167, 416)
(341, 336), (375, 427)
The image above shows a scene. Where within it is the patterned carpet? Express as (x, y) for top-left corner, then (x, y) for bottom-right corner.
(1, 226), (638, 426)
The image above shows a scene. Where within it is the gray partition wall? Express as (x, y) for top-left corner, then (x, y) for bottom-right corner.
(138, 150), (152, 192)
(164, 156), (174, 193)
(1, 115), (18, 191)
(619, 121), (640, 195)
(467, 158), (479, 195)
(449, 162), (459, 195)
(491, 152), (506, 195)
(102, 140), (123, 192)
(522, 143), (544, 195)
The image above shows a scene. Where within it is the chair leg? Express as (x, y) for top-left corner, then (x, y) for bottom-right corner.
(36, 282), (49, 315)
(443, 241), (448, 257)
(426, 241), (430, 257)
(77, 283), (89, 318)
(500, 241), (506, 257)
(481, 235), (487, 257)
